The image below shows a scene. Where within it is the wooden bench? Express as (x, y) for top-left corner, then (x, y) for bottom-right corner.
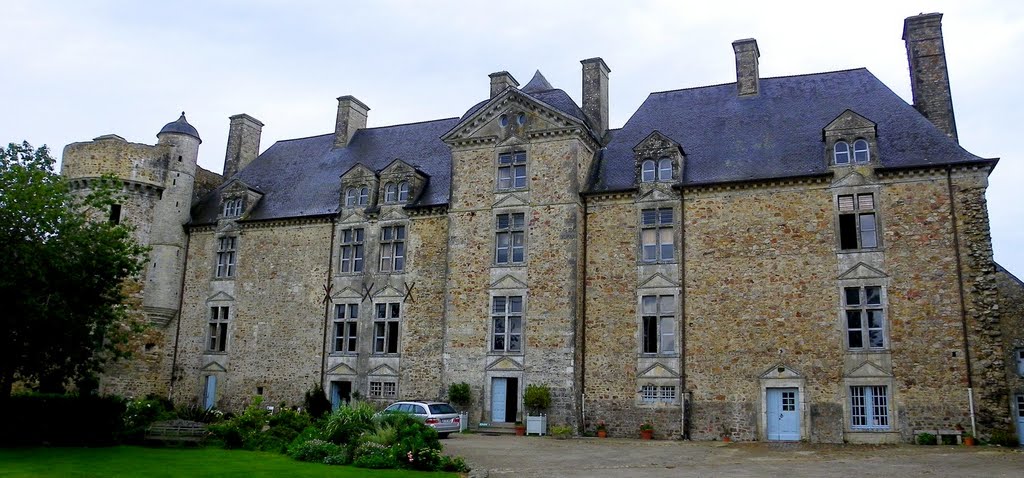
(914, 428), (963, 445)
(145, 419), (208, 444)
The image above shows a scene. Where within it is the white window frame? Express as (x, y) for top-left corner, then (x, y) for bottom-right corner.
(844, 286), (886, 350)
(495, 213), (526, 265)
(641, 208), (674, 263)
(850, 385), (890, 430)
(358, 187), (369, 206)
(207, 305), (230, 353)
(853, 139), (870, 163)
(491, 296), (523, 353)
(339, 227), (364, 273)
(834, 141), (851, 164)
(1016, 349), (1024, 377)
(332, 303), (358, 353)
(838, 193), (878, 250)
(369, 381), (398, 399)
(641, 160), (656, 182)
(379, 224), (406, 272)
(215, 236), (237, 278)
(640, 384), (676, 404)
(641, 295), (675, 354)
(497, 151), (527, 190)
(384, 182), (397, 203)
(223, 198), (243, 218)
(398, 182), (410, 202)
(345, 188), (357, 207)
(657, 158), (673, 181)
(373, 302), (401, 354)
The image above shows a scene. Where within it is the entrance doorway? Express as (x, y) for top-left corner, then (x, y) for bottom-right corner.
(1016, 394), (1024, 446)
(330, 380), (352, 410)
(766, 387), (800, 441)
(491, 377), (519, 423)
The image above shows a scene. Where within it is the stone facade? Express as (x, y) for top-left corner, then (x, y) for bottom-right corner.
(61, 12), (1021, 445)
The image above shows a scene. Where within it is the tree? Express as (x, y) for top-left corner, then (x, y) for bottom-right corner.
(0, 141), (148, 400)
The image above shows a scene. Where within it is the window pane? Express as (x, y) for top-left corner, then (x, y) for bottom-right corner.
(865, 287), (881, 305)
(849, 330), (863, 349)
(642, 210), (657, 226)
(387, 322), (399, 353)
(396, 226), (405, 240)
(868, 310), (884, 328)
(659, 295), (674, 312)
(659, 208), (673, 224)
(869, 330), (884, 348)
(839, 214), (858, 250)
(498, 168), (511, 189)
(509, 334), (521, 351)
(390, 303), (400, 318)
(658, 158), (673, 180)
(499, 153), (512, 165)
(834, 142), (850, 164)
(513, 165), (527, 188)
(860, 214), (877, 248)
(659, 229), (673, 260)
(497, 214), (509, 229)
(844, 287), (861, 306)
(509, 296), (522, 313)
(846, 310), (862, 329)
(509, 317), (522, 333)
(660, 316), (675, 352)
(857, 193), (874, 211)
(512, 213), (525, 229)
(641, 160), (655, 182)
(853, 140), (869, 163)
(493, 334), (505, 351)
(642, 296), (657, 314)
(643, 316), (657, 353)
(837, 195), (855, 212)
(493, 297), (506, 314)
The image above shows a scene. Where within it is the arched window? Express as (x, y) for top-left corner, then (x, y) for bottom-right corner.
(398, 182), (410, 202)
(853, 139), (870, 163)
(657, 158), (673, 181)
(384, 183), (397, 203)
(641, 160), (656, 182)
(358, 187), (369, 206)
(345, 188), (357, 207)
(833, 141), (850, 165)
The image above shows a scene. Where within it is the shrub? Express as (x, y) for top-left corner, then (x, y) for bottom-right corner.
(122, 395), (176, 442)
(208, 396), (270, 450)
(323, 400), (377, 446)
(288, 438), (343, 463)
(303, 384), (332, 420)
(1, 393), (127, 446)
(323, 452), (349, 465)
(524, 384), (551, 414)
(551, 425), (573, 439)
(174, 404), (223, 423)
(448, 382), (471, 408)
(989, 428), (1018, 447)
(916, 432), (937, 445)
(352, 442), (399, 469)
(439, 455), (471, 473)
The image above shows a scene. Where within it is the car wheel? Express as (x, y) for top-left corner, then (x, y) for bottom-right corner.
(438, 433), (450, 439)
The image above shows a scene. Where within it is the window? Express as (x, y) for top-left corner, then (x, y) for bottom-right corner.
(1016, 349), (1024, 376)
(207, 306), (230, 352)
(497, 151), (527, 190)
(641, 160), (656, 182)
(641, 295), (675, 354)
(109, 204), (121, 224)
(838, 193), (877, 250)
(339, 228), (364, 273)
(850, 385), (890, 429)
(223, 198), (243, 217)
(640, 384), (676, 404)
(384, 183), (397, 203)
(492, 296), (523, 352)
(333, 303), (358, 353)
(495, 213), (525, 264)
(358, 187), (369, 206)
(398, 182), (410, 202)
(373, 302), (401, 354)
(641, 208), (674, 262)
(216, 237), (237, 278)
(379, 225), (406, 272)
(370, 381), (397, 399)
(853, 139), (870, 163)
(658, 158), (673, 181)
(845, 286), (885, 349)
(345, 188), (357, 207)
(834, 141), (850, 164)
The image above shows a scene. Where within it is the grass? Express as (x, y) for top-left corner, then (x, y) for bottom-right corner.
(0, 446), (459, 478)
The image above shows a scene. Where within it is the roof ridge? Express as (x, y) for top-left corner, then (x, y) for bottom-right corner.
(648, 67), (870, 96)
(274, 117), (461, 144)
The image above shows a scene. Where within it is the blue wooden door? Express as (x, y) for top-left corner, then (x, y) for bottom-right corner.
(1016, 395), (1024, 446)
(203, 375), (217, 410)
(492, 378), (507, 422)
(766, 388), (800, 441)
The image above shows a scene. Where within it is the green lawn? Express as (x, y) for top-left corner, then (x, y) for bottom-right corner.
(0, 446), (460, 478)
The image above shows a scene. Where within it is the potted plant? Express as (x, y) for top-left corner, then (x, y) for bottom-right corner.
(514, 420), (526, 436)
(595, 420), (608, 438)
(640, 421), (654, 440)
(721, 423), (732, 443)
(448, 382), (471, 432)
(524, 384), (551, 435)
(962, 431), (975, 446)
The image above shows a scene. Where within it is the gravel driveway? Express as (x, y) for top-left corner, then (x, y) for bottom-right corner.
(442, 434), (1024, 478)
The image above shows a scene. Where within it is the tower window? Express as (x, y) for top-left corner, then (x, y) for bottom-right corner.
(109, 204), (122, 225)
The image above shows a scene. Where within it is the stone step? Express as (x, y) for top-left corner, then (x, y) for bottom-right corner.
(474, 423), (520, 436)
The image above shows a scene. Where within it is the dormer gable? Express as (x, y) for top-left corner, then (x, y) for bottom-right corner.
(219, 178), (263, 220)
(442, 86), (593, 148)
(633, 131), (683, 185)
(378, 159), (428, 206)
(824, 109), (878, 168)
(340, 163), (379, 209)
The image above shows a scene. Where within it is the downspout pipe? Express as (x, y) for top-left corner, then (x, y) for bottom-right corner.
(167, 228), (190, 402)
(320, 217), (338, 385)
(679, 184), (688, 440)
(946, 165), (976, 436)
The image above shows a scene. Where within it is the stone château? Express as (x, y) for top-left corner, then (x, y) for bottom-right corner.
(62, 13), (1024, 444)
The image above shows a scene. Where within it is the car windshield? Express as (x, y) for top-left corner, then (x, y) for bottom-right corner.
(429, 404), (456, 414)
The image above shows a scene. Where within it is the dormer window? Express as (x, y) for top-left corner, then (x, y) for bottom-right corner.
(384, 183), (397, 203)
(853, 139), (870, 163)
(641, 158), (674, 182)
(345, 187), (369, 207)
(641, 160), (656, 182)
(834, 141), (850, 165)
(223, 198), (243, 218)
(658, 158), (673, 181)
(398, 182), (409, 202)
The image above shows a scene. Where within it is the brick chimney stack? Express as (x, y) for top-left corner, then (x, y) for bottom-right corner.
(334, 96), (370, 149)
(489, 71), (519, 98)
(732, 39), (760, 97)
(223, 113), (263, 178)
(581, 57), (611, 141)
(903, 12), (958, 142)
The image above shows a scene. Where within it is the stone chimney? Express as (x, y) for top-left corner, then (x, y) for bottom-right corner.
(334, 95), (370, 149)
(732, 39), (760, 97)
(489, 71), (519, 98)
(222, 114), (263, 178)
(903, 12), (958, 142)
(581, 57), (611, 140)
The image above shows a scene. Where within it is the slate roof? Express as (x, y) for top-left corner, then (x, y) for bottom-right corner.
(159, 112), (201, 143)
(191, 118), (459, 224)
(457, 71), (589, 127)
(591, 68), (987, 193)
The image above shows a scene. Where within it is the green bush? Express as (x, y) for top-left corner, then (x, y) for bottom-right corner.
(1, 393), (127, 446)
(439, 455), (471, 473)
(551, 424), (573, 439)
(524, 384), (551, 413)
(352, 441), (399, 469)
(323, 400), (377, 446)
(288, 438), (344, 463)
(989, 428), (1018, 447)
(303, 384), (332, 420)
(209, 396), (270, 450)
(174, 404), (223, 423)
(448, 382), (471, 408)
(122, 395), (176, 442)
(916, 432), (937, 445)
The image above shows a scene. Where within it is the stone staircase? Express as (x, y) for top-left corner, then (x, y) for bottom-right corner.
(475, 422), (519, 436)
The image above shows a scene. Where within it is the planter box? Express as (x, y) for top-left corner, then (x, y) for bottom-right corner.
(526, 414), (547, 436)
(459, 412), (468, 432)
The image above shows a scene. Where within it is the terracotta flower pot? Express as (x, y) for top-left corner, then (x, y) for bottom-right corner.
(515, 426), (526, 436)
(964, 436), (976, 446)
(597, 430), (607, 438)
(640, 429), (653, 440)
(722, 436), (732, 443)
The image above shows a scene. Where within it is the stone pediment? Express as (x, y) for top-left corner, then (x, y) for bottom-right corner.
(331, 286), (363, 300)
(201, 361), (227, 372)
(637, 187), (677, 203)
(760, 363), (802, 379)
(206, 291), (235, 303)
(379, 159), (419, 177)
(638, 273), (679, 290)
(378, 208), (409, 222)
(831, 171), (869, 188)
(633, 131), (681, 156)
(374, 285), (405, 299)
(846, 360), (892, 378)
(222, 178), (264, 196)
(493, 193), (529, 209)
(496, 135), (528, 148)
(326, 362), (357, 376)
(441, 89), (587, 145)
(340, 163), (377, 182)
(368, 364), (398, 377)
(638, 363), (678, 378)
(486, 356), (523, 371)
(490, 274), (528, 290)
(838, 262), (888, 281)
(824, 109), (876, 133)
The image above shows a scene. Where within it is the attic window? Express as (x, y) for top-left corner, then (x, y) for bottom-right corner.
(853, 139), (870, 163)
(516, 113), (527, 125)
(384, 183), (397, 203)
(641, 160), (656, 182)
(658, 158), (673, 181)
(345, 187), (369, 207)
(398, 182), (410, 202)
(834, 141), (850, 165)
(500, 115), (509, 127)
(223, 198), (243, 218)
(641, 158), (673, 183)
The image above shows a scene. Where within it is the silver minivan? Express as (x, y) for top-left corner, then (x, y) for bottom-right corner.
(382, 401), (461, 438)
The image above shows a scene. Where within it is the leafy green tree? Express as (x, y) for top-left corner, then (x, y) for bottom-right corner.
(0, 141), (148, 400)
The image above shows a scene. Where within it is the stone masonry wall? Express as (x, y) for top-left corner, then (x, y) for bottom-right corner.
(398, 213), (449, 400)
(996, 265), (1024, 439)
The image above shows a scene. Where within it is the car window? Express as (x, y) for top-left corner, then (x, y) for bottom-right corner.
(384, 404), (401, 413)
(412, 405), (427, 415)
(429, 404), (457, 414)
(397, 404), (413, 413)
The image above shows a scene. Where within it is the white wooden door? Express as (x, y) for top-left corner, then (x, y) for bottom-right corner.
(492, 378), (507, 422)
(203, 375), (217, 410)
(766, 388), (800, 441)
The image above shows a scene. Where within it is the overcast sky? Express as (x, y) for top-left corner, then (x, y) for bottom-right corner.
(5, 0), (1022, 273)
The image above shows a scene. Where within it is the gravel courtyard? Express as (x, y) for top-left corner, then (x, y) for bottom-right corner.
(443, 434), (1024, 478)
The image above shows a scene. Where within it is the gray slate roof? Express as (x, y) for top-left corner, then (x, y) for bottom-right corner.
(591, 68), (985, 192)
(159, 113), (202, 143)
(192, 118), (459, 224)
